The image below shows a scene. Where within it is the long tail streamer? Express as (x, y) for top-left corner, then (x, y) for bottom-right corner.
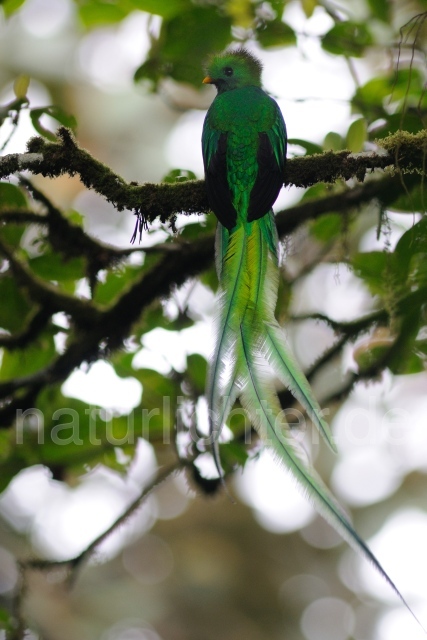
(207, 215), (426, 632)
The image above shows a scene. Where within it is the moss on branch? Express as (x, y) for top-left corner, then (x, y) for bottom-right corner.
(0, 127), (425, 228)
(378, 129), (427, 173)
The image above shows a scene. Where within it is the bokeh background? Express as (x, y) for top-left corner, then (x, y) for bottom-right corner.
(1, 1), (427, 639)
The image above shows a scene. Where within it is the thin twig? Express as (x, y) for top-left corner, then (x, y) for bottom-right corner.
(21, 461), (183, 585)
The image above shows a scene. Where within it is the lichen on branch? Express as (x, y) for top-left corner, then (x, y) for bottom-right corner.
(1, 127), (425, 229)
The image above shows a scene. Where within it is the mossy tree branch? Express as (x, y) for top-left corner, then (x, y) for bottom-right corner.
(0, 128), (426, 427)
(0, 128), (426, 229)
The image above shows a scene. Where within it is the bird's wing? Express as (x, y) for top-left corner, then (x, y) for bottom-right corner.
(247, 101), (287, 222)
(202, 117), (237, 230)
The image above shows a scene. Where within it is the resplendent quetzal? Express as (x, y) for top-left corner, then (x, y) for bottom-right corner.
(201, 47), (423, 626)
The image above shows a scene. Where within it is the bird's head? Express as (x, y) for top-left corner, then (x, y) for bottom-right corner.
(203, 47), (262, 94)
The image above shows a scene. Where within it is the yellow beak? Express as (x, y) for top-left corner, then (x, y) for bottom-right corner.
(203, 76), (213, 84)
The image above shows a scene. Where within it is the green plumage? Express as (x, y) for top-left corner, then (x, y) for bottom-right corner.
(202, 47), (423, 629)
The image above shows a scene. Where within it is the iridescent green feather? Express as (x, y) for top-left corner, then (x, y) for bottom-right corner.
(202, 47), (425, 630)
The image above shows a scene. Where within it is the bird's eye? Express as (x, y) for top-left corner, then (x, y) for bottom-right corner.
(223, 67), (233, 76)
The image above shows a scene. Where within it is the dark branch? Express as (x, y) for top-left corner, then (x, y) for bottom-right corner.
(14, 460), (183, 622)
(0, 167), (420, 421)
(0, 308), (53, 349)
(0, 128), (425, 229)
(0, 129), (424, 425)
(0, 237), (102, 326)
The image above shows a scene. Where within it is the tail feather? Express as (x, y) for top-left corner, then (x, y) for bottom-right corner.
(238, 319), (423, 628)
(208, 217), (336, 463)
(207, 225), (246, 434)
(263, 321), (337, 452)
(209, 365), (240, 482)
(206, 217), (426, 630)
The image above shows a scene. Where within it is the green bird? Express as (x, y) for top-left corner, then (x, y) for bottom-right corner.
(202, 47), (423, 626)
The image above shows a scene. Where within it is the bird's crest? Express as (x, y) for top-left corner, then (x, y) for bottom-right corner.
(204, 47), (263, 88)
(206, 46), (262, 73)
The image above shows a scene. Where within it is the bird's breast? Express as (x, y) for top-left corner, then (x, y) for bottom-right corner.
(209, 86), (275, 132)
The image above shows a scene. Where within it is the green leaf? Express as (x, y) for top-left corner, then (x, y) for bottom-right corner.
(167, 310), (195, 332)
(24, 387), (138, 476)
(269, 0), (286, 12)
(219, 440), (249, 472)
(13, 74), (30, 100)
(366, 0), (390, 21)
(0, 430), (19, 492)
(0, 182), (27, 209)
(288, 138), (323, 156)
(353, 69), (424, 113)
(138, 303), (175, 333)
(30, 106), (77, 141)
(352, 239), (418, 299)
(0, 0), (25, 17)
(66, 209), (85, 227)
(372, 112), (425, 139)
(111, 351), (138, 378)
(395, 217), (427, 255)
(0, 97), (28, 129)
(391, 350), (424, 375)
(0, 183), (28, 246)
(134, 58), (162, 88)
(388, 179), (426, 212)
(394, 217), (427, 286)
(353, 76), (392, 109)
(130, 0), (191, 18)
(351, 251), (392, 295)
(415, 339), (427, 361)
(323, 131), (344, 151)
(301, 183), (329, 201)
(78, 1), (130, 27)
(200, 265), (218, 293)
(186, 353), (207, 395)
(301, 0), (317, 18)
(407, 253), (427, 288)
(29, 253), (85, 283)
(161, 7), (232, 83)
(93, 263), (142, 305)
(0, 606), (14, 631)
(257, 20), (296, 48)
(226, 403), (249, 436)
(0, 431), (12, 465)
(133, 367), (179, 406)
(135, 6), (232, 89)
(0, 276), (32, 332)
(353, 341), (390, 372)
(310, 213), (342, 241)
(178, 220), (211, 241)
(390, 311), (425, 375)
(346, 117), (367, 152)
(0, 328), (56, 380)
(162, 168), (197, 183)
(322, 22), (373, 57)
(131, 368), (180, 440)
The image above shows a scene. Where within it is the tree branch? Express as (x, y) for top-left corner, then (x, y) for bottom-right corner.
(10, 460), (184, 640)
(1, 128), (425, 229)
(0, 308), (53, 349)
(0, 233), (214, 415)
(0, 168), (420, 422)
(0, 129), (425, 426)
(0, 237), (102, 326)
(275, 173), (419, 237)
(21, 460), (183, 580)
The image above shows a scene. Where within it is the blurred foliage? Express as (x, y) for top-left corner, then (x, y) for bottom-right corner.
(0, 0), (427, 639)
